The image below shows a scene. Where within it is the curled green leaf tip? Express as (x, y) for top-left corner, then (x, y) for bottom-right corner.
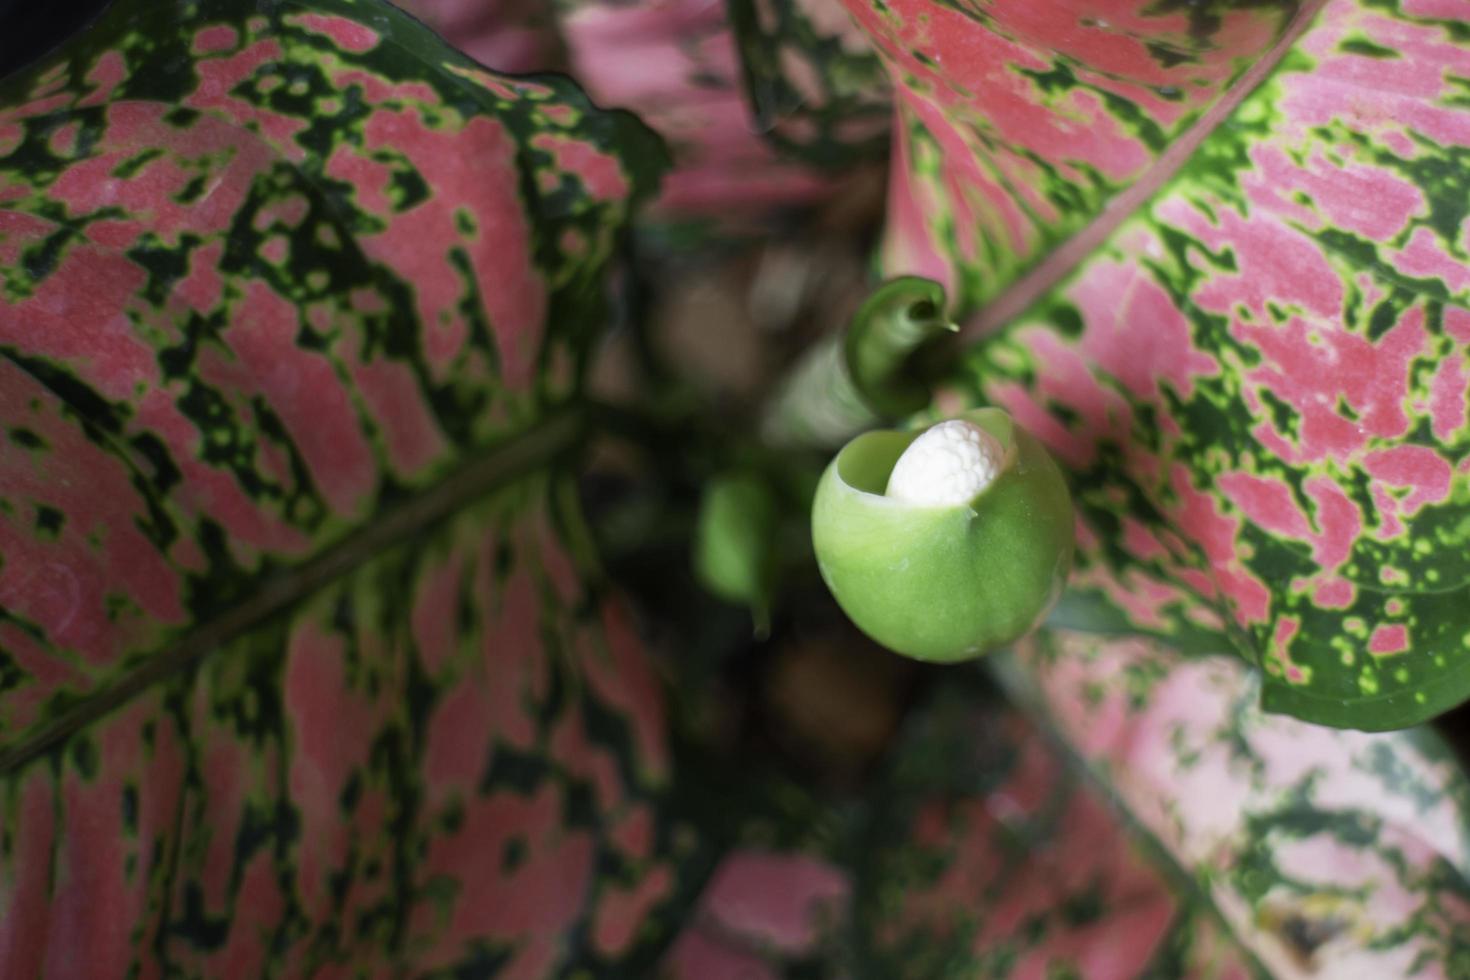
(811, 409), (1075, 663)
(844, 276), (958, 419)
(760, 276), (955, 450)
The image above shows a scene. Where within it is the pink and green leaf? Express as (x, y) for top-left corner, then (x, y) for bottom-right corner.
(10, 0), (1470, 972)
(858, 0), (1470, 728)
(856, 0), (1306, 316)
(0, 475), (706, 975)
(728, 0), (892, 169)
(396, 0), (567, 74)
(0, 1), (713, 969)
(861, 642), (1470, 976)
(557, 0), (840, 224)
(859, 678), (1263, 977)
(658, 848), (853, 978)
(998, 630), (1470, 976)
(0, 0), (664, 745)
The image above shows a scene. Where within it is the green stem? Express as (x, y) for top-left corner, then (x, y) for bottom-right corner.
(760, 277), (955, 449)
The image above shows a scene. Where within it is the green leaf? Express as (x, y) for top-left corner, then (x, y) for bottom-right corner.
(695, 471), (780, 631)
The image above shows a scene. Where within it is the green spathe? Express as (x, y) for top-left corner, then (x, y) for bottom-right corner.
(812, 408), (1074, 662)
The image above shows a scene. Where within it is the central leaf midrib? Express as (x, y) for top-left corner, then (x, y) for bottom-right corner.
(0, 407), (584, 774)
(960, 0), (1333, 341)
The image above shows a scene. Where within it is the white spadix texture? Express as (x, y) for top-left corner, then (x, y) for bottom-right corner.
(884, 419), (1003, 507)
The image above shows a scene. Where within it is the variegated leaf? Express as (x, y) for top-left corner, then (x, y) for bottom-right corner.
(857, 0), (1470, 728)
(395, 0), (566, 74)
(997, 630), (1470, 976)
(859, 677), (1262, 978)
(728, 0), (891, 169)
(0, 0), (663, 746)
(0, 475), (709, 976)
(0, 0), (709, 973)
(659, 849), (852, 978)
(557, 0), (840, 222)
(861, 647), (1470, 976)
(861, 0), (1303, 316)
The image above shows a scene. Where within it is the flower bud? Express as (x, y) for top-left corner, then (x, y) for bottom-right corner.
(811, 408), (1074, 662)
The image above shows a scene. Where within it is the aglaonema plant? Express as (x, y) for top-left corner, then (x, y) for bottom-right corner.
(8, 0), (1470, 976)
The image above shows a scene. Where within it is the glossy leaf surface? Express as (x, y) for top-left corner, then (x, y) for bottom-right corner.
(0, 475), (703, 976)
(863, 0), (1303, 315)
(860, 680), (1261, 978)
(0, 1), (696, 972)
(1000, 630), (1470, 976)
(0, 0), (663, 746)
(10, 0), (1470, 974)
(853, 0), (1470, 728)
(860, 644), (1470, 976)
